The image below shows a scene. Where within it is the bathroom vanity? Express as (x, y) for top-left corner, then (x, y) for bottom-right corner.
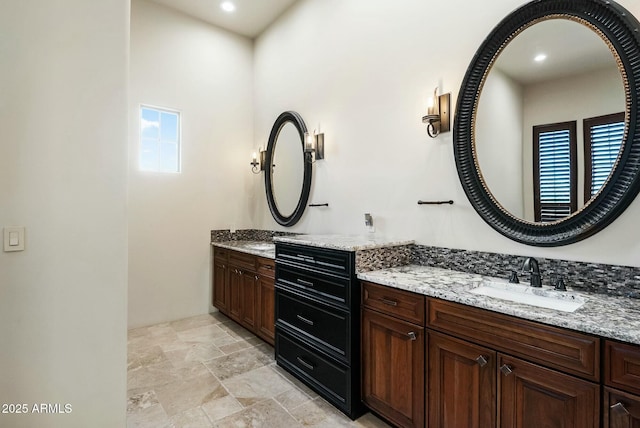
(211, 241), (276, 345)
(358, 265), (640, 428)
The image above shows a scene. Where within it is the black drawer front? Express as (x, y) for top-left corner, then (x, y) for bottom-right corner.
(276, 243), (352, 277)
(276, 265), (349, 306)
(276, 289), (349, 361)
(276, 330), (349, 408)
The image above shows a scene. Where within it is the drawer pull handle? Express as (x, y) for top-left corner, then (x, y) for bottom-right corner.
(297, 278), (315, 287)
(380, 297), (398, 307)
(296, 356), (315, 371)
(476, 355), (488, 367)
(262, 265), (273, 270)
(407, 331), (417, 341)
(500, 364), (513, 376)
(296, 314), (315, 326)
(610, 402), (630, 416)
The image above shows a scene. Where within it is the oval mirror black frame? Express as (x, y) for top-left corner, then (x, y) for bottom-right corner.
(264, 111), (312, 227)
(454, 0), (640, 246)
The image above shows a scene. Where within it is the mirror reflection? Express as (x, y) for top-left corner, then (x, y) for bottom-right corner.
(475, 18), (625, 223)
(271, 121), (304, 217)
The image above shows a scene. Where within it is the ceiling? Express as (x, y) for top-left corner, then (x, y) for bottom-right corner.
(495, 19), (618, 85)
(147, 0), (300, 38)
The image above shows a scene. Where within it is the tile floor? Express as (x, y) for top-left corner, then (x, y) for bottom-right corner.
(127, 311), (390, 428)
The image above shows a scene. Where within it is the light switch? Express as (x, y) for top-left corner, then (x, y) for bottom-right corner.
(4, 227), (25, 252)
(9, 231), (19, 246)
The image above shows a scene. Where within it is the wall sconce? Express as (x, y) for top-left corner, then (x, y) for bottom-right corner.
(304, 131), (324, 162)
(250, 148), (266, 174)
(422, 87), (451, 138)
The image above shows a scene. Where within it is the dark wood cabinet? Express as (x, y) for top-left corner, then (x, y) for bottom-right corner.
(361, 282), (426, 428)
(212, 246), (275, 345)
(212, 251), (229, 312)
(498, 353), (599, 428)
(362, 308), (424, 428)
(604, 340), (640, 428)
(256, 257), (275, 345)
(427, 331), (495, 428)
(604, 388), (640, 428)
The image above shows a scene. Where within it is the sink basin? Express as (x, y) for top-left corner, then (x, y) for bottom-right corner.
(245, 243), (274, 251)
(469, 281), (587, 313)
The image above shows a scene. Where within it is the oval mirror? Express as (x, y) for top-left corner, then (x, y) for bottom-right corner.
(455, 0), (640, 246)
(264, 111), (312, 226)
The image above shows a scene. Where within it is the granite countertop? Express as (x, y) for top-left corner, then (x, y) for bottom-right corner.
(273, 234), (414, 251)
(212, 241), (275, 259)
(357, 264), (640, 345)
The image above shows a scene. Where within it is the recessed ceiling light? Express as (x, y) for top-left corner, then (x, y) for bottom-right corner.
(221, 1), (236, 13)
(534, 53), (547, 63)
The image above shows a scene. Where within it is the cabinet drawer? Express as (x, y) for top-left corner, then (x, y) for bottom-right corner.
(257, 257), (275, 279)
(277, 288), (349, 361)
(427, 298), (600, 381)
(276, 243), (352, 278)
(276, 265), (350, 306)
(605, 340), (640, 395)
(213, 246), (228, 262)
(276, 331), (350, 409)
(229, 250), (256, 271)
(362, 281), (425, 325)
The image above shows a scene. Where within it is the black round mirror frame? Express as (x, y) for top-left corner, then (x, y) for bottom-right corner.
(264, 111), (312, 227)
(454, 0), (640, 246)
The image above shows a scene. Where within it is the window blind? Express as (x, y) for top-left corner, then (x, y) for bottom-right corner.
(588, 121), (624, 196)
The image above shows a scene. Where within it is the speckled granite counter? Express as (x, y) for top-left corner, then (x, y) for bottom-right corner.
(357, 264), (640, 345)
(273, 234), (414, 251)
(212, 241), (275, 259)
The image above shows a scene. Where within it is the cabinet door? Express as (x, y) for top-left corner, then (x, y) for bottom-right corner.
(427, 331), (496, 428)
(212, 259), (229, 313)
(257, 275), (275, 345)
(498, 354), (599, 428)
(228, 267), (243, 323)
(362, 308), (424, 428)
(604, 387), (640, 428)
(239, 270), (258, 331)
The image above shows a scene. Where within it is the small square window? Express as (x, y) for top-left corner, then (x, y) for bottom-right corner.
(139, 106), (181, 173)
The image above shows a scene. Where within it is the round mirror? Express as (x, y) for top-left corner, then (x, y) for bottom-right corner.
(454, 0), (640, 246)
(475, 18), (625, 222)
(264, 111), (312, 226)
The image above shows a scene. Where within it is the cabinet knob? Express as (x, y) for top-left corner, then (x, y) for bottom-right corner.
(610, 402), (630, 416)
(500, 364), (513, 376)
(476, 355), (488, 367)
(407, 331), (417, 341)
(255, 275), (259, 281)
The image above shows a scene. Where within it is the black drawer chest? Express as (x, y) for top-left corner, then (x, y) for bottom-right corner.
(274, 242), (365, 419)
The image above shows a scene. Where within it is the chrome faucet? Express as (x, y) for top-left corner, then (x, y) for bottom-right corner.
(521, 257), (542, 287)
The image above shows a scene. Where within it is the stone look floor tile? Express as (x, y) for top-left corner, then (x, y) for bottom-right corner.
(154, 371), (228, 417)
(168, 406), (214, 428)
(214, 398), (304, 428)
(221, 365), (293, 407)
(127, 312), (387, 427)
(200, 395), (243, 421)
(203, 345), (273, 381)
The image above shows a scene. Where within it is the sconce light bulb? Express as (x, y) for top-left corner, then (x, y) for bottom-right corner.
(252, 151), (257, 161)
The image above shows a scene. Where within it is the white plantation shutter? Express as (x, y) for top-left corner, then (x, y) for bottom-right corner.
(585, 113), (624, 199)
(534, 122), (577, 222)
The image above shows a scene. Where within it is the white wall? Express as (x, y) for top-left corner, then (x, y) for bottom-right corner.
(476, 69), (524, 217)
(254, 0), (640, 266)
(128, 0), (254, 328)
(0, 1), (129, 427)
